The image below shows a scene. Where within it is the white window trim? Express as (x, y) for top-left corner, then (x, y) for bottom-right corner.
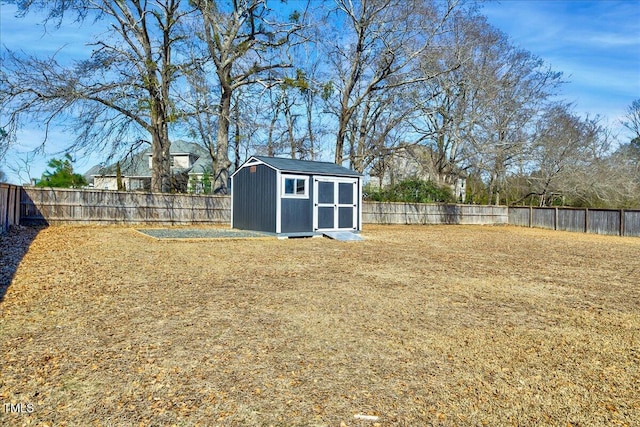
(281, 174), (309, 199)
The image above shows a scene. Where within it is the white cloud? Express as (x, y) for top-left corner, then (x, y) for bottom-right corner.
(482, 0), (640, 130)
(586, 33), (640, 48)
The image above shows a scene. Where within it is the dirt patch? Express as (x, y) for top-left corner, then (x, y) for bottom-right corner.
(1, 224), (639, 426)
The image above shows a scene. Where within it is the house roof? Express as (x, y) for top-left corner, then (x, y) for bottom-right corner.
(246, 156), (361, 177)
(84, 164), (105, 178)
(85, 140), (212, 179)
(85, 152), (150, 179)
(189, 154), (212, 175)
(164, 140), (209, 157)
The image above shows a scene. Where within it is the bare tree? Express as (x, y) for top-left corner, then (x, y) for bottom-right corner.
(0, 0), (192, 192)
(410, 13), (500, 185)
(504, 108), (639, 208)
(607, 146), (640, 208)
(192, 0), (303, 193)
(522, 104), (603, 206)
(324, 0), (462, 168)
(6, 151), (37, 185)
(622, 98), (640, 144)
(464, 31), (563, 205)
(351, 89), (419, 176)
(178, 27), (220, 174)
(260, 67), (320, 160)
(262, 75), (300, 158)
(0, 127), (9, 161)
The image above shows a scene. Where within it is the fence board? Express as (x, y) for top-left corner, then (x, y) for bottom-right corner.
(587, 209), (620, 236)
(531, 208), (556, 230)
(508, 207), (530, 227)
(1, 183), (21, 233)
(624, 211), (640, 237)
(0, 184), (8, 233)
(557, 209), (586, 233)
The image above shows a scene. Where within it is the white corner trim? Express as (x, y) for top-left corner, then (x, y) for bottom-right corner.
(276, 171), (282, 234)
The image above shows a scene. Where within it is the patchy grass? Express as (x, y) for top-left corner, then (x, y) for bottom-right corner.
(1, 224), (639, 426)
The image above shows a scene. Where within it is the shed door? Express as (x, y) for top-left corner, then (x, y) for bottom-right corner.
(313, 177), (358, 231)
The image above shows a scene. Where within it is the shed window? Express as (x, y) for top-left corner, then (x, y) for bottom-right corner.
(282, 175), (308, 198)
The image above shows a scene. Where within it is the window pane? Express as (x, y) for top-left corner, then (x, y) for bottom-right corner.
(339, 206), (354, 228)
(318, 181), (334, 204)
(296, 179), (305, 195)
(285, 178), (295, 194)
(338, 182), (353, 204)
(318, 207), (334, 229)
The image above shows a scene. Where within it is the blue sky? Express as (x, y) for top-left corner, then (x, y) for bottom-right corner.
(1, 0), (639, 184)
(1, 2), (100, 183)
(481, 0), (640, 133)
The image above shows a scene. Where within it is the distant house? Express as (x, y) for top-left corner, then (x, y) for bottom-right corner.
(84, 140), (213, 193)
(369, 145), (467, 203)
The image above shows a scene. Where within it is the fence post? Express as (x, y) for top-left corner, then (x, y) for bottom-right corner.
(529, 206), (533, 228)
(5, 184), (9, 232)
(584, 208), (589, 233)
(620, 209), (625, 236)
(554, 207), (558, 230)
(15, 186), (20, 227)
(2, 183), (7, 232)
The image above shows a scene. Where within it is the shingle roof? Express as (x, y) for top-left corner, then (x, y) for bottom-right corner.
(189, 155), (213, 175)
(84, 140), (212, 178)
(165, 140), (209, 156)
(251, 156), (361, 177)
(85, 153), (150, 178)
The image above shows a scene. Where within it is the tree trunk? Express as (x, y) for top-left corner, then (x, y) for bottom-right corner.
(214, 85), (232, 194)
(267, 95), (280, 157)
(283, 96), (297, 159)
(354, 100), (371, 173)
(234, 102), (241, 171)
(116, 162), (124, 191)
(306, 92), (315, 160)
(150, 126), (171, 193)
(335, 113), (350, 165)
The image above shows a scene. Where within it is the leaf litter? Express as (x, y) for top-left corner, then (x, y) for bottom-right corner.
(1, 224), (639, 426)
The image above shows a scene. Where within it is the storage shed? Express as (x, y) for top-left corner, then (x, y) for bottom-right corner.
(231, 156), (363, 237)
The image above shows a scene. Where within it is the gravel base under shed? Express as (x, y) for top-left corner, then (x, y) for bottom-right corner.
(136, 228), (272, 239)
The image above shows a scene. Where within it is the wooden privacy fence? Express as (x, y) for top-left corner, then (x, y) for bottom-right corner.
(508, 206), (640, 237)
(20, 186), (231, 225)
(18, 187), (509, 227)
(363, 202), (508, 225)
(1, 183), (21, 233)
(11, 186), (640, 237)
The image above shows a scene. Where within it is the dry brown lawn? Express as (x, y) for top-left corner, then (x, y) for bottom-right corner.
(1, 224), (639, 426)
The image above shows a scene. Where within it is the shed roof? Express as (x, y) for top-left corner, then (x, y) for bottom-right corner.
(248, 156), (361, 177)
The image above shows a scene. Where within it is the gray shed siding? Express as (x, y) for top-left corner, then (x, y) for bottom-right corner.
(233, 156), (362, 235)
(281, 195), (313, 233)
(232, 164), (276, 233)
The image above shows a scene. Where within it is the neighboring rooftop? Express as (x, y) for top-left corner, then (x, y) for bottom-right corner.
(85, 140), (211, 179)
